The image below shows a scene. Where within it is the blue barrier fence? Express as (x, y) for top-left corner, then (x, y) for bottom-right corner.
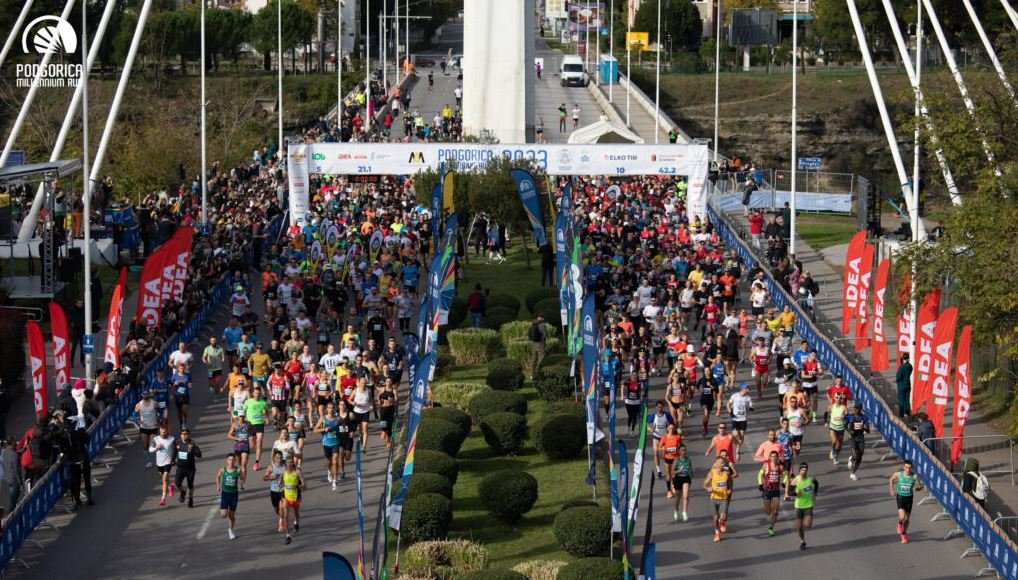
(707, 203), (1018, 579)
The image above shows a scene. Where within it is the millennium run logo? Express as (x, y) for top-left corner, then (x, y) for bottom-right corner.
(16, 15), (83, 88)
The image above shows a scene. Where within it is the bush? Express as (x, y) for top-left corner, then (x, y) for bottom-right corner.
(417, 417), (466, 457)
(479, 412), (529, 456)
(533, 414), (586, 460)
(403, 539), (488, 578)
(478, 470), (538, 522)
(533, 364), (574, 401)
(391, 472), (454, 500)
(525, 288), (559, 313)
(511, 560), (567, 580)
(481, 307), (518, 332)
(507, 338), (563, 369)
(531, 298), (561, 324)
(448, 328), (503, 365)
(468, 390), (528, 420)
(553, 506), (612, 557)
(556, 558), (628, 580)
(456, 571), (528, 580)
(486, 358), (524, 391)
(426, 407), (472, 440)
(538, 353), (571, 369)
(542, 400), (586, 419)
(432, 382), (490, 410)
(447, 296), (467, 328)
(499, 320), (559, 344)
(402, 492), (453, 544)
(558, 499), (600, 512)
(486, 294), (521, 315)
(434, 352), (455, 378)
(393, 449), (460, 485)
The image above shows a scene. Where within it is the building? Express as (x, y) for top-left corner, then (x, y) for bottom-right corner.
(693, 0), (815, 41)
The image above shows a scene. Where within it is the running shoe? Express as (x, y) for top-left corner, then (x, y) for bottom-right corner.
(159, 496), (166, 506)
(188, 495), (193, 508)
(168, 484), (175, 497)
(294, 522), (299, 533)
(897, 522), (903, 535)
(228, 529), (236, 540)
(713, 531), (721, 542)
(179, 490), (186, 503)
(719, 522), (728, 534)
(829, 450), (835, 460)
(833, 457), (839, 465)
(800, 540), (806, 550)
(285, 535), (293, 545)
(901, 534), (908, 544)
(145, 461), (153, 469)
(666, 490), (674, 499)
(768, 527), (775, 536)
(332, 482), (337, 491)
(682, 511), (688, 522)
(673, 510), (679, 521)
(254, 462), (261, 471)
(850, 473), (858, 481)
(328, 472), (334, 484)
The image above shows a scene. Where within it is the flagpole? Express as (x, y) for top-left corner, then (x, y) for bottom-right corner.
(654, 0), (661, 143)
(201, 0), (208, 228)
(278, 0), (284, 156)
(713, 0), (721, 164)
(395, 0), (400, 85)
(81, 0), (93, 382)
(382, 0), (388, 95)
(337, 0), (343, 120)
(625, 1), (631, 125)
(789, 0), (797, 255)
(366, 0), (372, 132)
(609, 0), (614, 103)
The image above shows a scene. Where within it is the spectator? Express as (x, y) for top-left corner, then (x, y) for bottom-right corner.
(748, 210), (764, 249)
(896, 354), (912, 419)
(539, 242), (555, 287)
(962, 458), (989, 508)
(915, 412), (935, 454)
(529, 314), (548, 379)
(467, 284), (486, 328)
(0, 437), (21, 516)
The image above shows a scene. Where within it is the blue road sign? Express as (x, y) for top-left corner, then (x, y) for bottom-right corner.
(798, 157), (822, 171)
(83, 334), (94, 355)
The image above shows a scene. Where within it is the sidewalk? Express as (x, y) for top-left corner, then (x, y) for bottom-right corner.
(719, 206), (1018, 520)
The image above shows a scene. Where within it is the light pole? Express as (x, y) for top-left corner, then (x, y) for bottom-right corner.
(654, 0), (661, 143)
(81, 0), (93, 382)
(713, 0), (721, 164)
(789, 0), (798, 255)
(278, 0), (284, 158)
(337, 0), (343, 119)
(201, 0), (207, 228)
(609, 0), (614, 102)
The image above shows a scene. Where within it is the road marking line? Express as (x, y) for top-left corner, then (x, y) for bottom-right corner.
(196, 504), (218, 540)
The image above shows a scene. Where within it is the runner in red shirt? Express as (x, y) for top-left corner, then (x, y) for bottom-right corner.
(752, 337), (771, 399)
(706, 423), (735, 460)
(267, 366), (291, 430)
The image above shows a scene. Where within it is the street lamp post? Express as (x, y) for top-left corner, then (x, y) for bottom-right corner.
(81, 0), (93, 382)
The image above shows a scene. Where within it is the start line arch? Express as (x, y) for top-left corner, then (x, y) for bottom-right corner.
(286, 142), (711, 225)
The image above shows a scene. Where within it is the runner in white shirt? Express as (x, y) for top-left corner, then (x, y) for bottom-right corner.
(635, 280), (654, 309)
(230, 286), (251, 318)
(726, 385), (754, 461)
(168, 341), (194, 370)
(319, 345), (342, 376)
(277, 278), (296, 304)
(135, 391), (160, 468)
(148, 424), (176, 506)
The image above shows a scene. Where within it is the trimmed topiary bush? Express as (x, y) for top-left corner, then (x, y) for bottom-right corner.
(478, 470), (538, 522)
(417, 416), (466, 457)
(393, 449), (460, 485)
(511, 560), (567, 580)
(448, 328), (503, 365)
(486, 294), (521, 315)
(558, 499), (600, 512)
(542, 400), (586, 419)
(403, 539), (488, 578)
(457, 570), (528, 580)
(468, 390), (528, 421)
(556, 557), (628, 580)
(447, 296), (468, 329)
(533, 363), (574, 401)
(479, 412), (528, 455)
(486, 358), (524, 391)
(499, 320), (559, 344)
(434, 352), (455, 378)
(533, 413), (586, 460)
(481, 307), (518, 332)
(402, 492), (453, 544)
(432, 382), (490, 410)
(553, 506), (612, 558)
(426, 406), (472, 440)
(531, 298), (562, 324)
(525, 288), (558, 314)
(538, 353), (571, 369)
(391, 472), (453, 500)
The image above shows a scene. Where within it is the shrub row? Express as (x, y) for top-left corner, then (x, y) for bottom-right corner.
(486, 358), (524, 391)
(448, 328), (502, 365)
(431, 382), (490, 410)
(480, 412), (528, 455)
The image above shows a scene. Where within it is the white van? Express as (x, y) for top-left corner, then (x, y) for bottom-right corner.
(560, 55), (588, 87)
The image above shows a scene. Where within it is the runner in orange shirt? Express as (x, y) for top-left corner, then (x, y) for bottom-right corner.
(658, 424), (684, 499)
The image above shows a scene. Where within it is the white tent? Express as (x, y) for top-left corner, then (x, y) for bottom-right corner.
(566, 119), (645, 144)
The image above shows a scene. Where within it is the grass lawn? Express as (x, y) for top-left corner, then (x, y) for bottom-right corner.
(795, 214), (860, 251)
(429, 243), (614, 568)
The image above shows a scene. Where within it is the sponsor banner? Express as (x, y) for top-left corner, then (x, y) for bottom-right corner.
(854, 243), (875, 351)
(48, 303), (70, 389)
(511, 169), (548, 247)
(27, 321), (47, 415)
(928, 307), (957, 438)
(170, 227), (194, 301)
(104, 267), (128, 369)
(714, 190), (853, 214)
(871, 258), (890, 372)
(581, 294), (598, 446)
(287, 144), (310, 227)
(913, 290), (942, 414)
(567, 2), (604, 31)
(842, 232), (867, 335)
(951, 326), (972, 465)
(137, 246), (169, 330)
(442, 169), (455, 214)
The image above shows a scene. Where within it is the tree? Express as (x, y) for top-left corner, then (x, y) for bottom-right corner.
(252, 0), (314, 72)
(633, 0), (702, 52)
(206, 8), (253, 71)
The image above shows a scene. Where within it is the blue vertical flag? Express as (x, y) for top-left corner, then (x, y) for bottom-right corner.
(355, 441), (366, 580)
(510, 168), (547, 247)
(640, 476), (657, 580)
(608, 359), (621, 533)
(389, 351), (435, 530)
(567, 234), (583, 357)
(617, 438), (630, 565)
(431, 172), (443, 249)
(442, 212), (458, 250)
(554, 211), (569, 327)
(581, 293), (601, 485)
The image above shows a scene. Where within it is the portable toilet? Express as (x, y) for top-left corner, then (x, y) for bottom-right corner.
(600, 55), (619, 84)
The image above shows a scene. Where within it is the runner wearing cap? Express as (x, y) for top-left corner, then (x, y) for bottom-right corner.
(775, 358), (797, 416)
(647, 401), (675, 479)
(704, 455), (736, 542)
(170, 362), (192, 430)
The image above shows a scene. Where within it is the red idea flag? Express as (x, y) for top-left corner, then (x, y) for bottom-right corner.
(842, 231), (867, 335)
(137, 246), (168, 331)
(48, 302), (70, 390)
(927, 306), (957, 438)
(950, 325), (972, 465)
(104, 267), (128, 369)
(871, 258), (891, 371)
(911, 289), (941, 414)
(896, 272), (913, 360)
(159, 233), (182, 305)
(170, 227), (194, 301)
(27, 321), (48, 415)
(854, 243), (875, 351)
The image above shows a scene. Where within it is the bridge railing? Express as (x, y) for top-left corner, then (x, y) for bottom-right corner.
(706, 199), (1018, 579)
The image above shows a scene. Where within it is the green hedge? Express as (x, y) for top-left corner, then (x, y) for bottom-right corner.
(542, 400), (586, 419)
(533, 363), (574, 401)
(435, 352), (455, 378)
(533, 413), (586, 460)
(511, 560), (567, 580)
(393, 449), (460, 485)
(417, 416), (466, 457)
(391, 472), (454, 500)
(486, 294), (521, 315)
(403, 539), (488, 578)
(432, 382), (490, 411)
(506, 337), (562, 368)
(479, 412), (529, 455)
(457, 570), (528, 580)
(499, 320), (559, 344)
(426, 407), (472, 440)
(553, 506), (612, 557)
(481, 307), (518, 332)
(402, 492), (453, 544)
(448, 328), (503, 365)
(539, 353), (572, 369)
(556, 558), (629, 580)
(531, 298), (562, 324)
(478, 470), (538, 523)
(468, 390), (528, 421)
(525, 288), (559, 313)
(448, 296), (467, 329)
(486, 358), (524, 391)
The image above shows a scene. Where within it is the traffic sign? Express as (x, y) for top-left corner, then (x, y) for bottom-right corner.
(798, 157), (822, 171)
(83, 334), (94, 355)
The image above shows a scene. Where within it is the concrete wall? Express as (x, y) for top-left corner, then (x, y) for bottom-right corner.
(463, 0), (535, 144)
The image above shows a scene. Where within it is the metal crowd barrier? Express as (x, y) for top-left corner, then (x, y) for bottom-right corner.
(707, 202), (1018, 579)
